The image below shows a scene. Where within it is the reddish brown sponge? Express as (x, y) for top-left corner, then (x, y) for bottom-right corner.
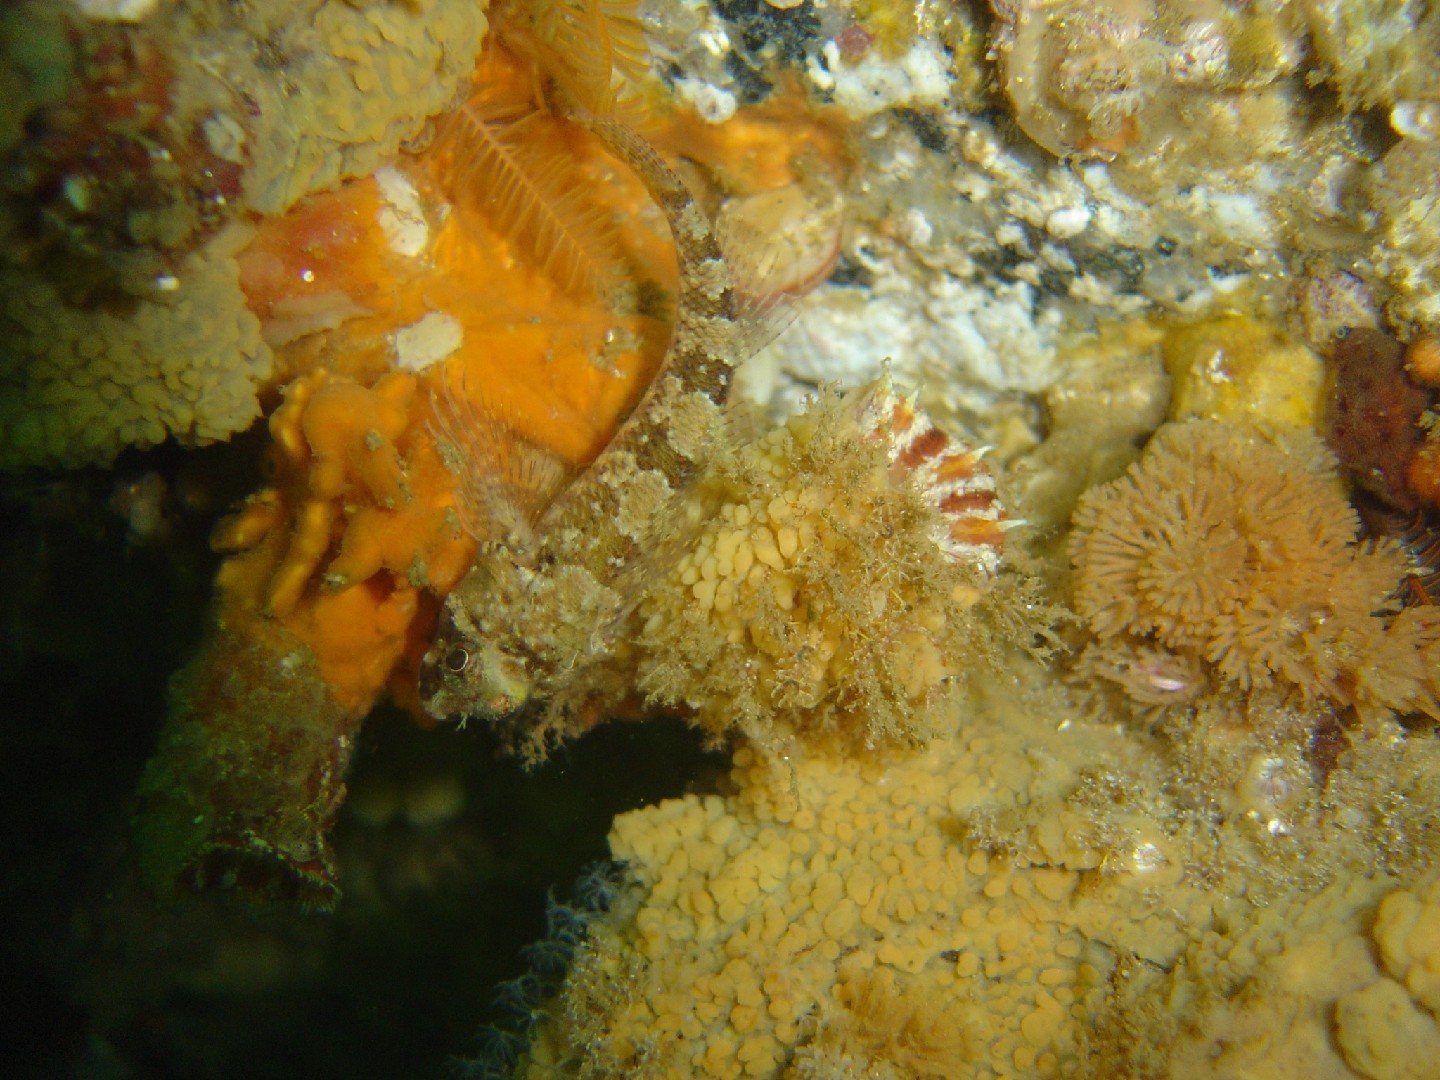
(1325, 328), (1434, 511)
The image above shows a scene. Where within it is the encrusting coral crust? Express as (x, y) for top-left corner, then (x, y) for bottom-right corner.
(221, 0), (489, 216)
(1068, 418), (1440, 724)
(0, 0), (488, 471)
(525, 723), (1127, 1080)
(518, 665), (1440, 1080)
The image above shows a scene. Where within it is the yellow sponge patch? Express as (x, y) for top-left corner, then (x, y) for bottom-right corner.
(0, 226), (270, 469)
(209, 0), (489, 216)
(532, 691), (1192, 1080)
(1374, 873), (1440, 1018)
(525, 668), (1440, 1079)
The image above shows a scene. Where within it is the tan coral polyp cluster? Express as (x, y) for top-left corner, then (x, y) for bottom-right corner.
(660, 425), (951, 703)
(524, 667), (1440, 1080)
(1069, 419), (1440, 720)
(0, 227), (271, 469)
(1374, 873), (1440, 1018)
(634, 390), (1002, 753)
(1327, 872), (1440, 1080)
(237, 0), (488, 215)
(532, 737), (1115, 1080)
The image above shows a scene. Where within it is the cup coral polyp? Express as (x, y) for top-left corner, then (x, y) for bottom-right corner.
(1069, 418), (1440, 723)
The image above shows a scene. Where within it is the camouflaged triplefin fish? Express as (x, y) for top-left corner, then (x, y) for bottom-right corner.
(421, 116), (1014, 754)
(420, 115), (754, 741)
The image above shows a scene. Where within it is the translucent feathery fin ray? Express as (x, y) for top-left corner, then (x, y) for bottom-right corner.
(713, 210), (799, 360)
(438, 89), (627, 301)
(502, 0), (655, 127)
(428, 360), (571, 544)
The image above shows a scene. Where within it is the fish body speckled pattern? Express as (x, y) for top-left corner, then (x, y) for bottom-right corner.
(420, 116), (750, 735)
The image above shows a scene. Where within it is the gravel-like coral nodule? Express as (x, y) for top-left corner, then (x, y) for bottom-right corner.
(1070, 418), (1440, 722)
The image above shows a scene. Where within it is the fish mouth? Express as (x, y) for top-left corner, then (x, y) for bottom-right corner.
(418, 650), (466, 723)
(418, 652), (441, 705)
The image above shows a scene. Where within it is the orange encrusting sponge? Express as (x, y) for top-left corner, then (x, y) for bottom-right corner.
(212, 369), (478, 714)
(134, 50), (682, 900)
(136, 368), (478, 904)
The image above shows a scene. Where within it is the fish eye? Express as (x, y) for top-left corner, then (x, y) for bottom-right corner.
(444, 646), (471, 673)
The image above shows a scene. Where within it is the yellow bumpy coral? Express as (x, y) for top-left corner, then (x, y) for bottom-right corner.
(223, 0), (489, 215)
(522, 673), (1440, 1080)
(0, 226), (271, 470)
(633, 378), (1019, 754)
(1373, 872), (1440, 1018)
(526, 729), (1125, 1080)
(1329, 871), (1440, 1080)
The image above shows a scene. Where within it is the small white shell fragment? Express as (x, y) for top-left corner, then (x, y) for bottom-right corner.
(72, 0), (161, 20)
(394, 312), (463, 371)
(375, 167), (429, 259)
(832, 42), (950, 118)
(676, 78), (737, 125)
(807, 43), (839, 92)
(202, 114), (247, 164)
(1045, 205), (1092, 239)
(1391, 100), (1440, 142)
(897, 208), (934, 248)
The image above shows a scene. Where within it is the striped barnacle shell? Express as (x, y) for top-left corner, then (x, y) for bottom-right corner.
(850, 370), (1007, 577)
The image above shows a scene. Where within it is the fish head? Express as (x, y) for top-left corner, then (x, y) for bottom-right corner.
(420, 556), (537, 722)
(421, 614), (535, 722)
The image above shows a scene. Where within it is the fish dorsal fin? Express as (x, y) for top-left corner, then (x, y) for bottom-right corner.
(713, 210), (800, 365)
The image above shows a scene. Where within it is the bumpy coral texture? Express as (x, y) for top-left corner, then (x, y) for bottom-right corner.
(1364, 139), (1440, 330)
(1097, 869), (1440, 1079)
(0, 226), (271, 469)
(1373, 872), (1440, 1019)
(1301, 0), (1440, 110)
(1069, 419), (1438, 721)
(0, 0), (488, 471)
(521, 677), (1440, 1080)
(525, 733), (1122, 1080)
(215, 0), (489, 216)
(633, 379), (1014, 755)
(990, 0), (1311, 164)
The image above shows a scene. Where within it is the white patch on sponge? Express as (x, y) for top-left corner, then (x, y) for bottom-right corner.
(394, 312), (463, 371)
